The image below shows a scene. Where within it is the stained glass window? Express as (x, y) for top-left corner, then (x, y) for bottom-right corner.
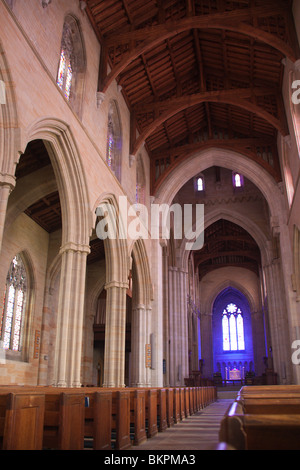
(0, 255), (27, 352)
(56, 21), (74, 101)
(106, 101), (122, 181)
(107, 117), (114, 169)
(222, 303), (245, 351)
(57, 50), (66, 89)
(222, 312), (230, 351)
(56, 15), (86, 116)
(136, 154), (145, 205)
(65, 63), (73, 100)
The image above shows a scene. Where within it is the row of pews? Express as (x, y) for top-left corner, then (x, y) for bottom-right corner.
(219, 385), (300, 450)
(0, 385), (216, 450)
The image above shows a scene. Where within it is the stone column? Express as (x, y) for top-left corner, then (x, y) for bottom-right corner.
(102, 280), (128, 388)
(54, 243), (89, 387)
(179, 268), (189, 382)
(264, 260), (292, 383)
(168, 266), (178, 385)
(168, 266), (189, 385)
(131, 303), (149, 387)
(0, 175), (15, 252)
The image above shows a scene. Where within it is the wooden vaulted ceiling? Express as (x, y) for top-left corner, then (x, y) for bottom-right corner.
(86, 0), (300, 194)
(194, 219), (261, 279)
(17, 140), (62, 233)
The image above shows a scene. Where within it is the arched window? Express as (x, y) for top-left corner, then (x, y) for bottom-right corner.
(222, 303), (245, 351)
(136, 154), (146, 205)
(232, 172), (243, 188)
(194, 174), (205, 193)
(56, 15), (85, 116)
(106, 100), (122, 181)
(197, 176), (204, 191)
(0, 254), (29, 355)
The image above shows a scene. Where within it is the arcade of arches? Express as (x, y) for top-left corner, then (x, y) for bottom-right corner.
(0, 0), (300, 390)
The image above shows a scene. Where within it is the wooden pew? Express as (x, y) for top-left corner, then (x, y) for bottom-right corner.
(130, 389), (147, 445)
(43, 391), (85, 450)
(99, 387), (147, 447)
(84, 390), (112, 450)
(111, 389), (131, 450)
(166, 388), (174, 427)
(0, 391), (45, 450)
(145, 388), (158, 438)
(157, 388), (168, 432)
(0, 385), (216, 450)
(0, 386), (121, 451)
(179, 387), (186, 420)
(220, 388), (300, 450)
(173, 388), (181, 423)
(184, 387), (190, 417)
(237, 396), (300, 415)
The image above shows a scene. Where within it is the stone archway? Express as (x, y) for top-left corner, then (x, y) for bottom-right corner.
(130, 238), (153, 387)
(22, 118), (92, 387)
(93, 193), (130, 387)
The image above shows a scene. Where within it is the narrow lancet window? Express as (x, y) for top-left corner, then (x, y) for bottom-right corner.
(0, 255), (27, 352)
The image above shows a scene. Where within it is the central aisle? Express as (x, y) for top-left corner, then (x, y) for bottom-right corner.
(131, 399), (234, 451)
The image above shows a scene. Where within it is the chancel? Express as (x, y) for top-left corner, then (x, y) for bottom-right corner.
(0, 0), (300, 451)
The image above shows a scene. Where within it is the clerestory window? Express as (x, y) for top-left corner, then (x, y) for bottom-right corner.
(56, 15), (86, 116)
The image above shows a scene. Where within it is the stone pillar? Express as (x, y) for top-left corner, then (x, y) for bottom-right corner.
(102, 280), (128, 388)
(131, 303), (152, 387)
(168, 266), (178, 385)
(264, 260), (292, 383)
(54, 243), (89, 387)
(0, 175), (15, 252)
(179, 268), (189, 382)
(168, 266), (189, 385)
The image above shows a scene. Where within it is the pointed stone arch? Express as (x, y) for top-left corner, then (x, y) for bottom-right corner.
(25, 117), (92, 249)
(155, 148), (283, 225)
(0, 39), (20, 250)
(131, 238), (152, 307)
(92, 193), (130, 387)
(93, 192), (129, 286)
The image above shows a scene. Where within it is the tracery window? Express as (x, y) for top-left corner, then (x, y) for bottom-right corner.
(0, 255), (28, 354)
(222, 303), (245, 351)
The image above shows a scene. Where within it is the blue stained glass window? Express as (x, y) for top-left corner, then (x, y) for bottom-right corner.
(222, 312), (230, 351)
(222, 303), (245, 351)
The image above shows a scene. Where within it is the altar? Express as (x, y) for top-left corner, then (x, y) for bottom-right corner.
(224, 367), (244, 385)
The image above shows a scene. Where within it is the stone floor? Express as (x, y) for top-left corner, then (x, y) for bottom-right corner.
(132, 397), (235, 451)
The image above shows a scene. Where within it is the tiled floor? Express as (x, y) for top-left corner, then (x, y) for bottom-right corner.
(132, 399), (234, 451)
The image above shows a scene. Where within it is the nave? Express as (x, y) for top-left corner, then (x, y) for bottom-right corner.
(132, 397), (234, 451)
